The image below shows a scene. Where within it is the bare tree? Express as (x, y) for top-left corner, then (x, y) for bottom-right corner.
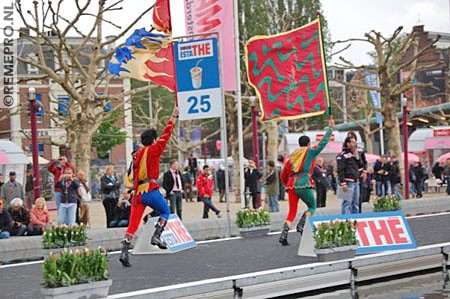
(334, 26), (439, 185)
(15, 0), (158, 175)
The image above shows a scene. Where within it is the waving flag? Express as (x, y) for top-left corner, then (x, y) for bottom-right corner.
(153, 0), (171, 34)
(245, 19), (330, 121)
(108, 28), (175, 91)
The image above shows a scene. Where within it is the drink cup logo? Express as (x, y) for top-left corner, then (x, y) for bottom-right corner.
(190, 67), (202, 89)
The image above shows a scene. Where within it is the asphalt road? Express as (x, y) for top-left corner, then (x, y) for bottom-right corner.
(1, 214), (449, 299)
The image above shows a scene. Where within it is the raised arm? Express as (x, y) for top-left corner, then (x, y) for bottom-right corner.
(309, 118), (335, 156)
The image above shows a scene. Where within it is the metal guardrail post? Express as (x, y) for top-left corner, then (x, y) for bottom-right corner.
(350, 262), (358, 297)
(442, 251), (449, 282)
(233, 287), (243, 298)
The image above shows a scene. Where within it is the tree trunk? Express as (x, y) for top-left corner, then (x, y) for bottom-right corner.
(363, 130), (374, 154)
(382, 97), (402, 159)
(266, 121), (278, 163)
(67, 120), (100, 177)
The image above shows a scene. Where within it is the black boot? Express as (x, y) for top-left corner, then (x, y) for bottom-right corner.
(296, 212), (307, 234)
(119, 239), (132, 267)
(151, 223), (168, 250)
(278, 222), (290, 246)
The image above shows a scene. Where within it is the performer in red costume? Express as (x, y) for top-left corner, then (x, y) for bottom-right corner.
(278, 118), (334, 246)
(119, 106), (180, 267)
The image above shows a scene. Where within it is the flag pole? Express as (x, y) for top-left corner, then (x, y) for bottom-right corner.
(233, 0), (246, 207)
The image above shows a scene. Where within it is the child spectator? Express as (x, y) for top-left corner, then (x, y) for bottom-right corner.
(0, 199), (12, 239)
(8, 198), (30, 236)
(77, 170), (91, 227)
(27, 197), (50, 235)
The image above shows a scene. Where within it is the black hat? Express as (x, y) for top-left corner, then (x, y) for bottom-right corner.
(9, 171), (16, 176)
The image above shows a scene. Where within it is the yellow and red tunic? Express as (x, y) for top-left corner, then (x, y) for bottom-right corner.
(280, 128), (332, 190)
(132, 119), (176, 204)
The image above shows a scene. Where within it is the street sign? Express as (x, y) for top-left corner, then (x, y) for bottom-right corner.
(174, 38), (222, 121)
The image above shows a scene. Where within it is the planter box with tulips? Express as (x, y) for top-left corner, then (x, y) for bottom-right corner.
(373, 195), (401, 212)
(41, 247), (111, 299)
(313, 219), (359, 262)
(235, 208), (271, 238)
(42, 224), (87, 250)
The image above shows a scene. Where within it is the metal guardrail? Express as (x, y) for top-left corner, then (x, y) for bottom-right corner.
(108, 242), (450, 299)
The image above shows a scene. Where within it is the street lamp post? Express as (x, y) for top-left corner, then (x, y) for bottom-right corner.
(202, 138), (207, 164)
(29, 87), (41, 200)
(402, 95), (410, 199)
(249, 96), (260, 169)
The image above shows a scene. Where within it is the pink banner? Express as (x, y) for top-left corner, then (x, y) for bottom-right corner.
(184, 0), (236, 91)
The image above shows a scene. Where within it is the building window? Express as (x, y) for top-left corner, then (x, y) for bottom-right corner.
(58, 96), (70, 115)
(27, 53), (39, 75)
(29, 143), (44, 155)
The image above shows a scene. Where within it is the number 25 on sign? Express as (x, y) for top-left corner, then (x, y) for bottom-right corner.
(188, 95), (211, 114)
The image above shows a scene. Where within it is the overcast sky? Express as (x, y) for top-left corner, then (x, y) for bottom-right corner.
(5, 0), (450, 65)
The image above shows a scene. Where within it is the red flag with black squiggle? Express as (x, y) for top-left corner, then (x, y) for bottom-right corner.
(245, 19), (330, 121)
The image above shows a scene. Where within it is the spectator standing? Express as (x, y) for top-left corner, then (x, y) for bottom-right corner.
(389, 156), (403, 199)
(0, 173), (4, 189)
(312, 157), (328, 208)
(162, 159), (184, 220)
(409, 165), (417, 198)
(216, 165), (226, 202)
(336, 136), (363, 214)
(188, 154), (198, 185)
(347, 131), (368, 211)
(27, 197), (50, 235)
(412, 161), (424, 198)
(110, 196), (131, 228)
(432, 162), (443, 181)
(326, 163), (337, 194)
(0, 199), (12, 239)
(277, 155), (286, 201)
(443, 158), (450, 195)
(244, 159), (262, 209)
(422, 157), (431, 193)
(196, 165), (222, 219)
(361, 167), (373, 203)
(47, 156), (75, 210)
(373, 157), (389, 197)
(24, 169), (34, 210)
(0, 171), (24, 207)
(77, 170), (91, 227)
(56, 168), (79, 225)
(182, 167), (194, 202)
(264, 160), (279, 212)
(8, 198), (30, 236)
(101, 165), (121, 228)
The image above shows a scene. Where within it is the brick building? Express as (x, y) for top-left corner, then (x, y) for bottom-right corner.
(0, 31), (132, 166)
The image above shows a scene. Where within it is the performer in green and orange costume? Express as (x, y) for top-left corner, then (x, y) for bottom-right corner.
(279, 118), (335, 246)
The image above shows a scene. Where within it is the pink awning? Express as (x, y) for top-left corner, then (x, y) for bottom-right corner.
(424, 138), (450, 150)
(0, 151), (9, 164)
